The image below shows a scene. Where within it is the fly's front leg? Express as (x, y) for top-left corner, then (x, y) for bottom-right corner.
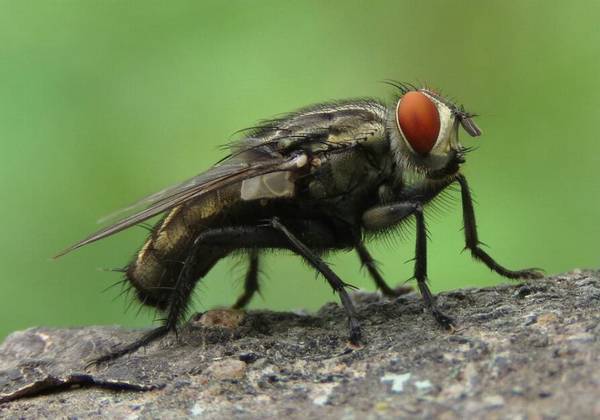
(270, 217), (362, 345)
(456, 175), (543, 279)
(232, 250), (260, 309)
(355, 242), (411, 297)
(362, 201), (455, 330)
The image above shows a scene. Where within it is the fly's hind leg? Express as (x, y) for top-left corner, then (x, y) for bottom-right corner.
(194, 221), (361, 343)
(355, 242), (411, 297)
(88, 234), (226, 367)
(88, 325), (170, 367)
(232, 250), (260, 309)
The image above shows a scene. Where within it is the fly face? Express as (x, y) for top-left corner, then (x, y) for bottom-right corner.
(387, 85), (482, 179)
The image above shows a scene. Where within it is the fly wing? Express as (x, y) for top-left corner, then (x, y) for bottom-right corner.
(95, 162), (251, 225)
(56, 99), (389, 258)
(54, 153), (308, 258)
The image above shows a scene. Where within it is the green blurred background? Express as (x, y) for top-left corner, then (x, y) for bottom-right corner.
(1, 1), (599, 341)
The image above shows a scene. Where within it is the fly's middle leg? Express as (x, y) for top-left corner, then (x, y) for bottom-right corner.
(181, 221), (360, 343)
(89, 221), (355, 366)
(232, 250), (260, 309)
(269, 217), (362, 345)
(355, 242), (412, 297)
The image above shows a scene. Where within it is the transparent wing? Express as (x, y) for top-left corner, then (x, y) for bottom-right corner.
(55, 99), (388, 258)
(54, 154), (307, 258)
(96, 162), (248, 225)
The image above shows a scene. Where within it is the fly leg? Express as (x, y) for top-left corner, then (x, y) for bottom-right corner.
(355, 242), (411, 297)
(362, 202), (454, 330)
(90, 222), (345, 365)
(185, 222), (359, 342)
(88, 233), (209, 366)
(456, 174), (543, 279)
(194, 221), (360, 342)
(87, 326), (170, 367)
(232, 250), (260, 309)
(269, 217), (362, 344)
(412, 204), (455, 330)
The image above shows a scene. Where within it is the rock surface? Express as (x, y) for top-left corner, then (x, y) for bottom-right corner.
(1, 271), (599, 419)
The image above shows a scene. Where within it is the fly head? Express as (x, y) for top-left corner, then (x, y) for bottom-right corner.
(387, 83), (481, 180)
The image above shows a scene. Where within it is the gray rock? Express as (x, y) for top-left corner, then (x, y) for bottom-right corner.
(1, 271), (599, 419)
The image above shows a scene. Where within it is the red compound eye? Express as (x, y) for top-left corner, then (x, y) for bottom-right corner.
(396, 91), (440, 155)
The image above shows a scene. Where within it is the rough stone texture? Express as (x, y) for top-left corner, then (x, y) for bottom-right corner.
(1, 270), (599, 419)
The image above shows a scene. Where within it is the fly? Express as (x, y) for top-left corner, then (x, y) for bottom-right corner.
(55, 82), (543, 365)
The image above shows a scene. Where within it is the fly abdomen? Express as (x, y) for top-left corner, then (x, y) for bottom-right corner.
(126, 186), (240, 309)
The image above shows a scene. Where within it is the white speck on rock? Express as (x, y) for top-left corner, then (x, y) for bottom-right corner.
(190, 402), (206, 416)
(415, 380), (433, 391)
(312, 383), (337, 406)
(313, 394), (329, 406)
(483, 394), (505, 408)
(380, 373), (411, 393)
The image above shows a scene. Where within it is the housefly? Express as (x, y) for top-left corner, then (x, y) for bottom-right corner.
(56, 82), (542, 364)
